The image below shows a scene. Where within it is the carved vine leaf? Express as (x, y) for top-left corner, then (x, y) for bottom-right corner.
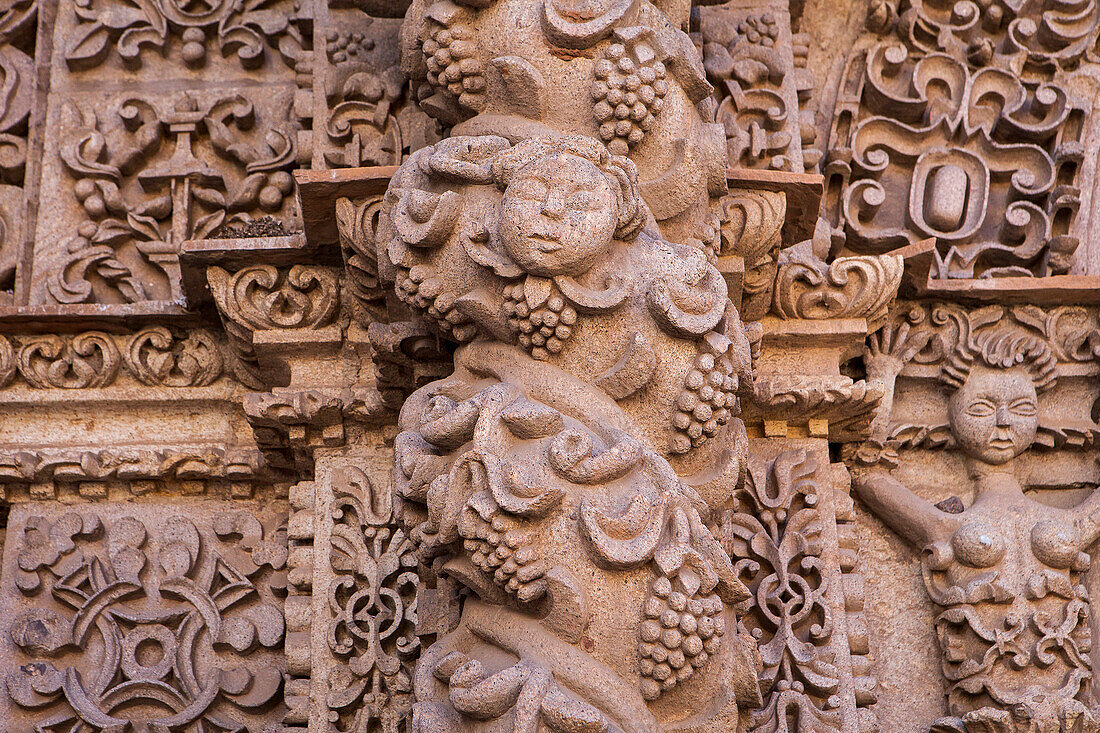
(5, 509), (287, 730)
(721, 450), (844, 732)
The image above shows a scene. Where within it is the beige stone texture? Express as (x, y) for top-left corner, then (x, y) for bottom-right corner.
(2, 0), (1100, 730)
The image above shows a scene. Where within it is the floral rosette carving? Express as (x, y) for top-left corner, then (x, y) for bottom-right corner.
(4, 508), (287, 731)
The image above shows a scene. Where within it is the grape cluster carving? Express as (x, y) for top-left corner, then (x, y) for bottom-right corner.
(592, 43), (668, 155)
(502, 283), (579, 360)
(670, 332), (739, 454)
(396, 266), (476, 342)
(460, 507), (547, 602)
(423, 19), (486, 111)
(638, 575), (726, 700)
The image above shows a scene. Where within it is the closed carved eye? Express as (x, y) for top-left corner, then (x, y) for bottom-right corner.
(1009, 398), (1037, 416)
(510, 178), (549, 201)
(965, 399), (995, 417)
(567, 192), (598, 210)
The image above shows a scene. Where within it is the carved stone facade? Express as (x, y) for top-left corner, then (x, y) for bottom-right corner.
(2, 0), (1100, 731)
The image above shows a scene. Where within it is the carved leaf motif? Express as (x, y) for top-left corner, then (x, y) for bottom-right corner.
(722, 451), (843, 731)
(17, 332), (120, 389)
(123, 326), (224, 387)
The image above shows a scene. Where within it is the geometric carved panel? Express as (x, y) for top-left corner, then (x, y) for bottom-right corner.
(0, 501), (288, 731)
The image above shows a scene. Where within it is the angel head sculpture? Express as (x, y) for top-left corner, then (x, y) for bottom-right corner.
(493, 136), (646, 277)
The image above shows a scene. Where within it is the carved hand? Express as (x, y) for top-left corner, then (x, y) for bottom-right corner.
(863, 321), (930, 447)
(864, 321), (929, 383)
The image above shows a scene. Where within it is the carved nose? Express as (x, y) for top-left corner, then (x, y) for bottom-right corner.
(541, 191), (566, 219)
(924, 164), (969, 231)
(996, 405), (1010, 425)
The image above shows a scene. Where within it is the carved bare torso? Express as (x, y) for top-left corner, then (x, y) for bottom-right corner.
(918, 478), (1094, 715)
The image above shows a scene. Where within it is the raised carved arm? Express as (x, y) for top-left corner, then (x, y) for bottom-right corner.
(864, 321), (930, 445)
(1071, 488), (1100, 548)
(850, 469), (950, 548)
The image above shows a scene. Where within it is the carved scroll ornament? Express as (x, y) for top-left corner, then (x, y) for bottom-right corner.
(830, 45), (1081, 279)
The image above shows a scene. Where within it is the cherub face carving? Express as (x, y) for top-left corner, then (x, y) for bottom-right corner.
(949, 366), (1038, 465)
(499, 153), (618, 277)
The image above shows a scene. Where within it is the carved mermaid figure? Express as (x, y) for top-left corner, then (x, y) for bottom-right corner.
(852, 320), (1100, 733)
(368, 134), (762, 731)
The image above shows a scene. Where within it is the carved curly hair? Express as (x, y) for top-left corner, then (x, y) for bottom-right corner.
(490, 136), (648, 241)
(941, 327), (1057, 394)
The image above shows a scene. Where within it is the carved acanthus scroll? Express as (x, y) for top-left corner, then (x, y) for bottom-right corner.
(825, 0), (1093, 279)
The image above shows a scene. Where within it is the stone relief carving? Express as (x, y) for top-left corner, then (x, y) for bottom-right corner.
(825, 0), (1094, 278)
(46, 92), (299, 304)
(321, 12), (443, 169)
(208, 263), (342, 388)
(326, 464), (421, 732)
(718, 188), (785, 322)
(11, 0), (1100, 729)
(772, 219), (903, 328)
(863, 0), (1098, 74)
(0, 446), (271, 493)
(698, 3), (816, 173)
(0, 503), (288, 730)
(849, 305), (1100, 731)
(0, 0), (32, 300)
(63, 0), (310, 72)
(331, 125), (767, 730)
(0, 0), (36, 302)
